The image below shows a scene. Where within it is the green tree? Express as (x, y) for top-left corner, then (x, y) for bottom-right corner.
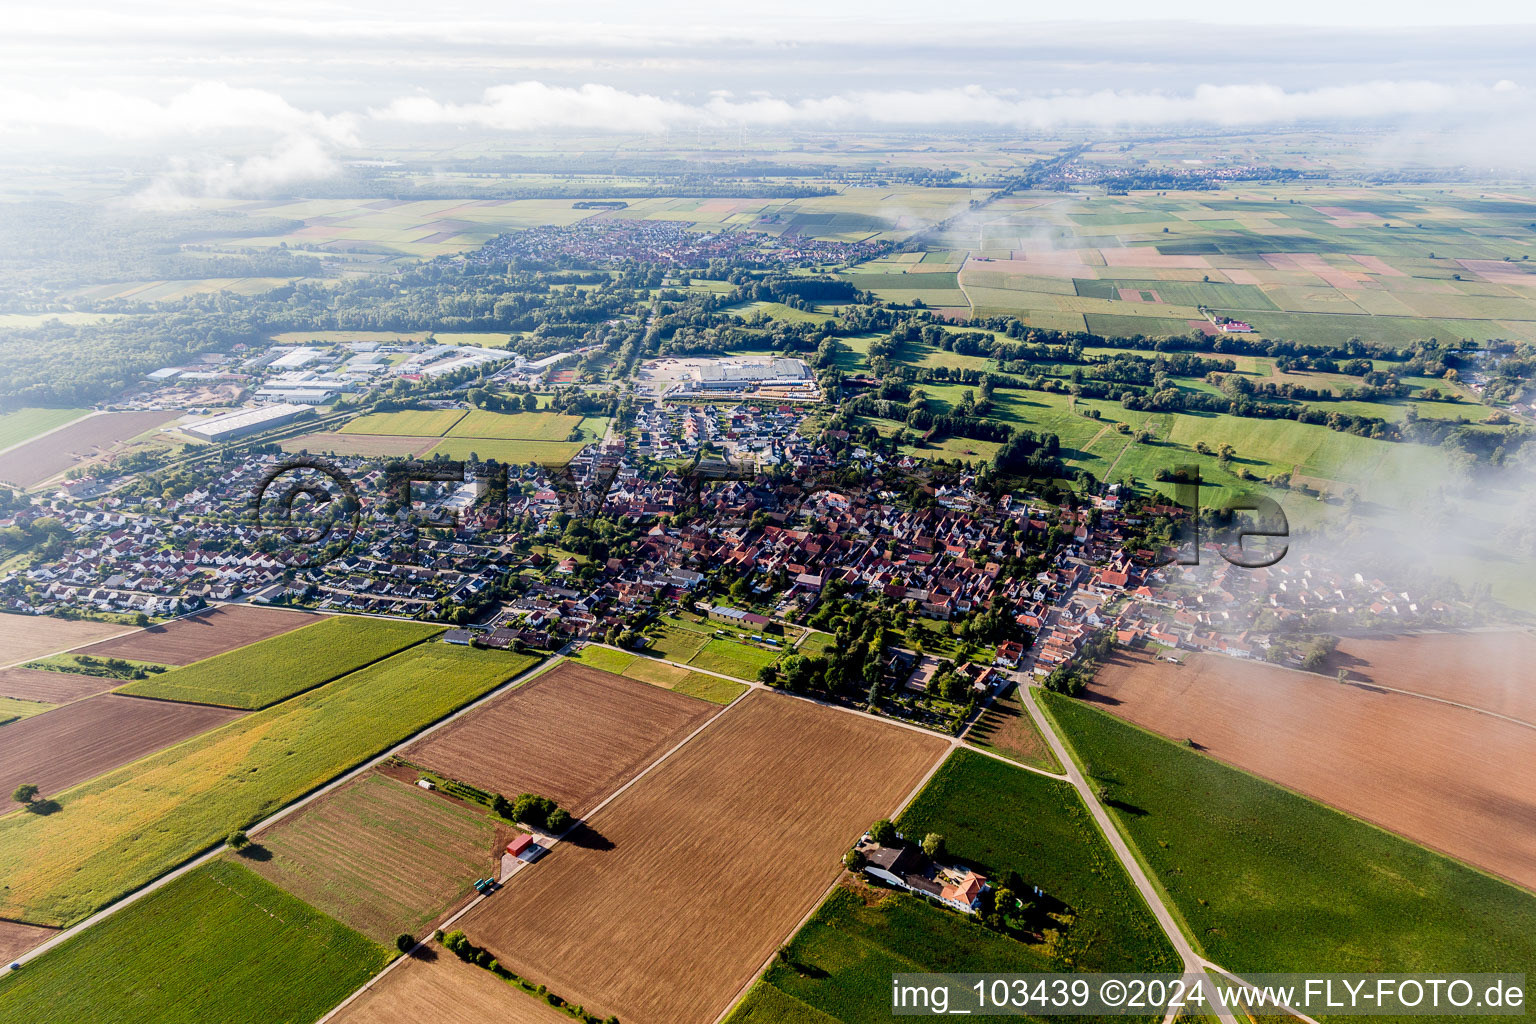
(395, 932), (416, 954)
(11, 783), (39, 805)
(226, 829), (251, 851)
(921, 832), (946, 859)
(869, 818), (897, 845)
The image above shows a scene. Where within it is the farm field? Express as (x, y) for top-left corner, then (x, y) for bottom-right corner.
(328, 947), (572, 1024)
(0, 666), (115, 703)
(896, 748), (1178, 972)
(405, 661), (715, 815)
(0, 694), (245, 801)
(1086, 647), (1536, 892)
(687, 636), (783, 679)
(0, 860), (389, 1024)
(1325, 631), (1536, 725)
(645, 620), (785, 679)
(906, 186), (1536, 348)
(0, 695), (52, 725)
(115, 615), (443, 708)
(0, 614), (133, 666)
(619, 655), (748, 703)
(445, 409), (585, 441)
(734, 883), (1141, 1024)
(0, 408), (88, 451)
(965, 684), (1062, 772)
(281, 431), (437, 457)
(456, 689), (949, 1024)
(0, 410), (177, 488)
(72, 604), (319, 665)
(0, 644), (540, 926)
(1043, 693), (1536, 988)
(248, 771), (498, 942)
(339, 408), (466, 436)
(0, 921), (54, 964)
(425, 436), (585, 464)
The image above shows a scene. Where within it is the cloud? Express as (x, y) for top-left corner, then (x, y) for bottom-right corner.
(373, 79), (1529, 132)
(136, 135), (342, 205)
(0, 81), (357, 143)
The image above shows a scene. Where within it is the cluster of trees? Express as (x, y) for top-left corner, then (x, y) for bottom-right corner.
(492, 791), (573, 833)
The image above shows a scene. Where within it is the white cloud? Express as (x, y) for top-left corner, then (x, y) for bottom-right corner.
(0, 81), (357, 143)
(136, 134), (341, 205)
(373, 79), (1529, 132)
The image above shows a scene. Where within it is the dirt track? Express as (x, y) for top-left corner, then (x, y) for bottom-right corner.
(458, 689), (949, 1024)
(72, 605), (318, 665)
(1089, 647), (1536, 892)
(0, 694), (245, 800)
(404, 662), (714, 815)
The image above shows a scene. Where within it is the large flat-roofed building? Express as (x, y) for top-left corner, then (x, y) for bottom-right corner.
(693, 357), (809, 387)
(183, 403), (312, 441)
(269, 347), (324, 370)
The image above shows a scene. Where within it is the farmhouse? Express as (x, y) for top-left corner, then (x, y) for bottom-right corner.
(859, 839), (989, 914)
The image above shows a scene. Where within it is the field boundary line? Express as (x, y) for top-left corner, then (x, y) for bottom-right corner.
(6, 650), (562, 971)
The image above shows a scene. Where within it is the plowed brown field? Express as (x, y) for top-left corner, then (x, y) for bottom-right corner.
(404, 662), (714, 815)
(0, 921), (54, 963)
(0, 615), (133, 667)
(330, 950), (570, 1024)
(72, 605), (318, 665)
(0, 694), (245, 800)
(0, 410), (177, 488)
(1327, 631), (1536, 725)
(457, 689), (949, 1024)
(1089, 647), (1536, 892)
(0, 667), (113, 703)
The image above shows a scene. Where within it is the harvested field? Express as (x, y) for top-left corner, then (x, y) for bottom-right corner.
(0, 667), (113, 703)
(330, 948), (571, 1024)
(1088, 648), (1536, 891)
(0, 920), (55, 963)
(281, 431), (437, 458)
(405, 662), (713, 815)
(458, 689), (949, 1024)
(0, 614), (132, 667)
(0, 694), (245, 801)
(249, 771), (498, 942)
(1326, 631), (1536, 725)
(72, 604), (318, 665)
(0, 410), (176, 488)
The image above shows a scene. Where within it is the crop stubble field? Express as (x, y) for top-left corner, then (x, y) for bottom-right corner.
(457, 689), (949, 1024)
(248, 770), (498, 942)
(0, 643), (539, 926)
(405, 662), (715, 815)
(1325, 631), (1536, 725)
(329, 948), (572, 1024)
(1087, 646), (1536, 891)
(0, 694), (246, 800)
(73, 604), (319, 665)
